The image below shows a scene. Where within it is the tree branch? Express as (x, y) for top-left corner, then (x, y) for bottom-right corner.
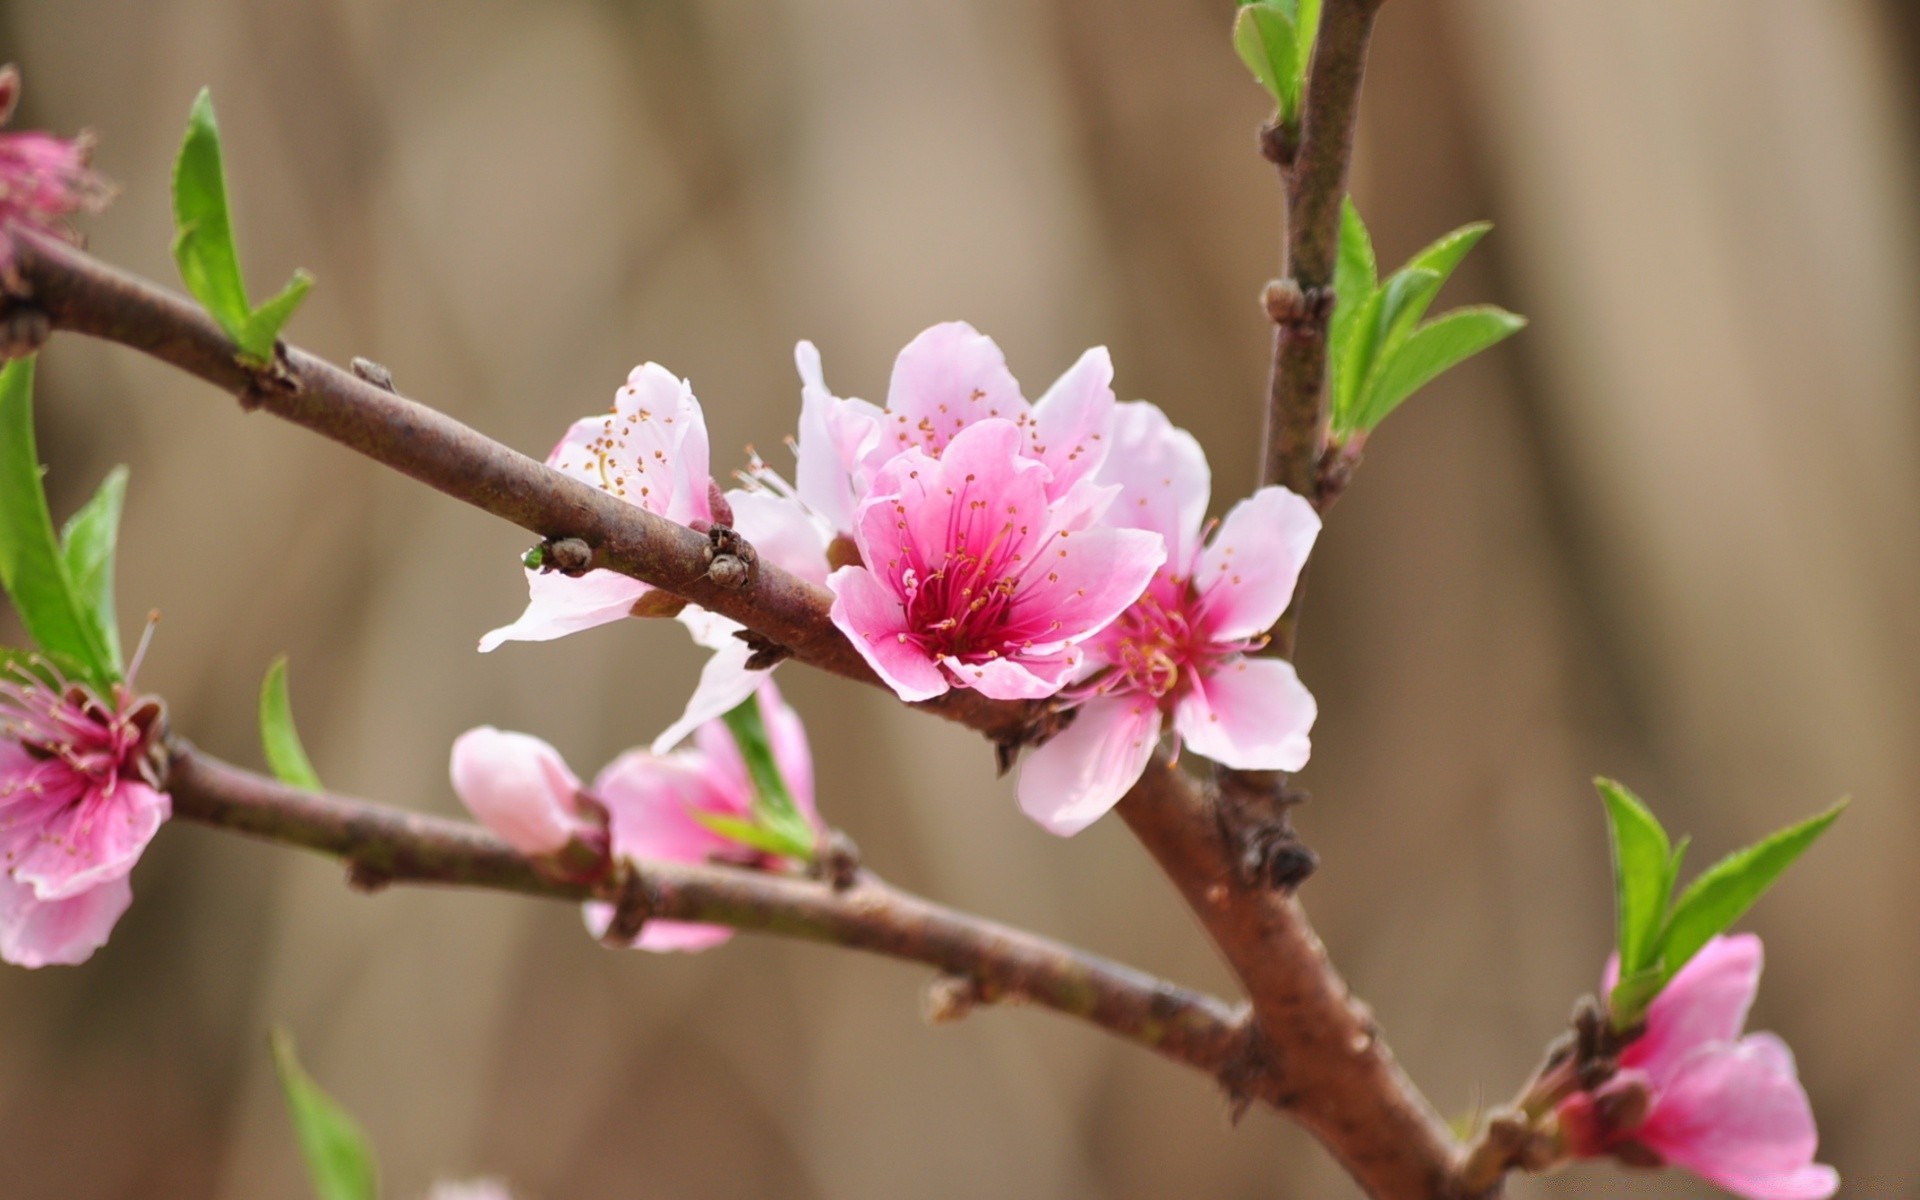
(164, 743), (1261, 1088)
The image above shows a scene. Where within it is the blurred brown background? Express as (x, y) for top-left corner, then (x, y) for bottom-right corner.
(2, 1), (1915, 1197)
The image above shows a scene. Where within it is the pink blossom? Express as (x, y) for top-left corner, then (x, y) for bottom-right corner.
(828, 418), (1165, 703)
(1556, 935), (1838, 1199)
(1017, 402), (1318, 834)
(0, 662), (169, 967)
(0, 66), (112, 274)
(793, 322), (1118, 537)
(479, 363), (711, 651)
(449, 682), (818, 953)
(424, 1180), (512, 1200)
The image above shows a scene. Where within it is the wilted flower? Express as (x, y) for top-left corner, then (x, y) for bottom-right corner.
(0, 658), (169, 967)
(828, 418), (1164, 703)
(450, 682), (818, 953)
(1555, 935), (1838, 1200)
(0, 65), (112, 274)
(479, 363), (711, 651)
(1017, 402), (1318, 834)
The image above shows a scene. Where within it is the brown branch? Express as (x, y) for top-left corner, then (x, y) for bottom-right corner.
(3, 230), (1037, 745)
(164, 743), (1261, 1087)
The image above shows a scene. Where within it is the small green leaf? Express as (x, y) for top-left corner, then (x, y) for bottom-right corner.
(1327, 198), (1378, 428)
(719, 694), (816, 861)
(1365, 265), (1442, 380)
(270, 1030), (379, 1200)
(60, 465), (128, 671)
(1609, 964), (1666, 1030)
(0, 358), (116, 688)
(1402, 223), (1493, 321)
(690, 810), (815, 861)
(1352, 306), (1526, 431)
(1293, 0), (1322, 87)
(1658, 801), (1845, 983)
(1596, 779), (1674, 983)
(171, 88), (311, 363)
(1233, 3), (1301, 116)
(260, 656), (323, 791)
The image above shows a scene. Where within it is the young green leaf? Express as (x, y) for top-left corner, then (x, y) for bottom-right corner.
(1596, 778), (1674, 983)
(719, 694), (815, 860)
(270, 1030), (379, 1200)
(172, 88), (312, 363)
(59, 464), (128, 671)
(1233, 3), (1303, 118)
(1658, 801), (1845, 983)
(690, 810), (816, 861)
(0, 358), (117, 687)
(1326, 197), (1378, 425)
(1353, 306), (1526, 431)
(260, 656), (323, 791)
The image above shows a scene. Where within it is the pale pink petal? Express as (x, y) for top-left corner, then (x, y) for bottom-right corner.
(14, 779), (170, 900)
(478, 568), (647, 652)
(1030, 346), (1115, 496)
(1624, 933), (1763, 1085)
(868, 420), (1048, 570)
(449, 728), (586, 855)
(583, 901), (736, 954)
(0, 871), (131, 968)
(1640, 1034), (1836, 1199)
(594, 751), (734, 866)
(940, 650), (1081, 701)
(1194, 487), (1321, 642)
(651, 637), (763, 755)
(727, 489), (831, 587)
(883, 322), (1028, 457)
(794, 340), (883, 533)
(827, 565), (948, 702)
(1004, 525), (1165, 648)
(1172, 656), (1315, 771)
(755, 679), (816, 819)
(424, 1179), (515, 1200)
(1098, 401), (1211, 569)
(1017, 696), (1162, 835)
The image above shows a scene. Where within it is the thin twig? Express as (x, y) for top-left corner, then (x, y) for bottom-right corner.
(165, 743), (1262, 1088)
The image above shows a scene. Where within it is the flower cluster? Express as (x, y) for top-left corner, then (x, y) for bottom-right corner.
(0, 65), (111, 275)
(451, 680), (819, 953)
(1554, 935), (1837, 1199)
(0, 660), (169, 967)
(481, 322), (1322, 836)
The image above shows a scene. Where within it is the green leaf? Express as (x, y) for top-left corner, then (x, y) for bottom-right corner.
(719, 694), (816, 861)
(1402, 222), (1492, 325)
(1352, 306), (1526, 431)
(259, 656), (323, 790)
(1364, 265), (1442, 384)
(1233, 3), (1302, 118)
(0, 359), (117, 687)
(1327, 198), (1378, 429)
(171, 89), (312, 363)
(690, 810), (815, 861)
(59, 465), (127, 671)
(1658, 801), (1845, 983)
(1293, 0), (1322, 87)
(270, 1030), (379, 1200)
(1596, 779), (1674, 984)
(1609, 964), (1666, 1030)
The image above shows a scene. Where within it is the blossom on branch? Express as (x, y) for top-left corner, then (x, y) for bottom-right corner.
(1555, 935), (1838, 1200)
(451, 681), (819, 953)
(0, 659), (169, 967)
(479, 363), (711, 651)
(0, 65), (112, 275)
(828, 418), (1165, 703)
(1018, 402), (1319, 834)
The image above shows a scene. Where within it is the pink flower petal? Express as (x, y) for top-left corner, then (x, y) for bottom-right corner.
(1098, 400), (1211, 570)
(1003, 525), (1165, 650)
(940, 651), (1081, 701)
(1031, 346), (1115, 496)
(1172, 655), (1315, 771)
(13, 778), (170, 901)
(826, 565), (949, 703)
(449, 728), (586, 855)
(1640, 1033), (1836, 1199)
(755, 679), (816, 820)
(0, 871), (131, 968)
(548, 363), (713, 525)
(651, 636), (763, 755)
(1194, 487), (1321, 643)
(594, 751), (738, 866)
(478, 568), (648, 652)
(883, 322), (1028, 458)
(1017, 696), (1162, 835)
(794, 340), (884, 534)
(728, 489), (832, 588)
(1624, 933), (1763, 1086)
(582, 902), (735, 954)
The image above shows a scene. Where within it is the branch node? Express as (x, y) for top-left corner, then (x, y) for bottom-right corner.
(600, 862), (653, 946)
(814, 829), (862, 891)
(731, 627), (793, 671)
(0, 301), (50, 361)
(346, 858), (394, 893)
(1262, 278), (1335, 334)
(349, 356), (396, 392)
(923, 972), (987, 1025)
(1257, 119), (1299, 169)
(542, 536), (594, 576)
(703, 524), (757, 590)
(1219, 1019), (1280, 1123)
(1216, 769), (1319, 892)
